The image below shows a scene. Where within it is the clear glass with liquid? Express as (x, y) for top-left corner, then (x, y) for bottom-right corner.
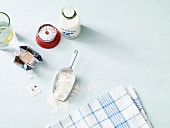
(0, 12), (16, 49)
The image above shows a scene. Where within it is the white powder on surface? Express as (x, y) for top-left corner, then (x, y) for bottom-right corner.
(47, 95), (69, 113)
(48, 81), (107, 113)
(48, 83), (80, 113)
(88, 81), (100, 91)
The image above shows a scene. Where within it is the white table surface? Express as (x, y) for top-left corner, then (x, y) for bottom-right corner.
(0, 0), (170, 127)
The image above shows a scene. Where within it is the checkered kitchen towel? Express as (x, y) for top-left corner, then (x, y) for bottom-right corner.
(47, 86), (153, 128)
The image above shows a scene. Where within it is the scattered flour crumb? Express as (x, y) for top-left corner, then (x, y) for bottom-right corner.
(47, 83), (80, 113)
(48, 81), (107, 113)
(47, 95), (69, 113)
(88, 81), (105, 91)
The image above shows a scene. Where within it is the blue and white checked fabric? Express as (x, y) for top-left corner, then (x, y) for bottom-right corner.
(47, 86), (152, 128)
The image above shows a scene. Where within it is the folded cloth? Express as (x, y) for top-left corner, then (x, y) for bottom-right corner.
(47, 86), (152, 128)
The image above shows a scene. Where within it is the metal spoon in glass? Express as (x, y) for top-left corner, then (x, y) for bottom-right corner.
(52, 50), (78, 101)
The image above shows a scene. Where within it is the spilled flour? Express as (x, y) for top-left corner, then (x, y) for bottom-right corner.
(47, 83), (80, 113)
(48, 95), (69, 113)
(47, 81), (107, 113)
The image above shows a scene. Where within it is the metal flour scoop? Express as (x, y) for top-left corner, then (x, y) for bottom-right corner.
(52, 50), (78, 101)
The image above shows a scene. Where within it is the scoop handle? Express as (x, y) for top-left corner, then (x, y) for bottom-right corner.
(69, 50), (78, 69)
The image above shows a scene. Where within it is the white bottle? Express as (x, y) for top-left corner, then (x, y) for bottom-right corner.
(59, 6), (81, 39)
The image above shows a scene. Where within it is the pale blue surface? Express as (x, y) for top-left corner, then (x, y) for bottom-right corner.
(0, 0), (170, 128)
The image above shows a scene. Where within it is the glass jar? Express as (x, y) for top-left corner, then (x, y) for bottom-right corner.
(0, 12), (16, 49)
(59, 6), (81, 39)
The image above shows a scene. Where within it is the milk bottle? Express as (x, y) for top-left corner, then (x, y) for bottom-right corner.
(59, 6), (81, 39)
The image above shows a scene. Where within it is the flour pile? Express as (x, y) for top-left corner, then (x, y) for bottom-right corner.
(47, 81), (107, 113)
(47, 83), (79, 113)
(53, 70), (76, 101)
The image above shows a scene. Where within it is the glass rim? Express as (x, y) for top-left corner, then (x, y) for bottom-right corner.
(0, 12), (11, 34)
